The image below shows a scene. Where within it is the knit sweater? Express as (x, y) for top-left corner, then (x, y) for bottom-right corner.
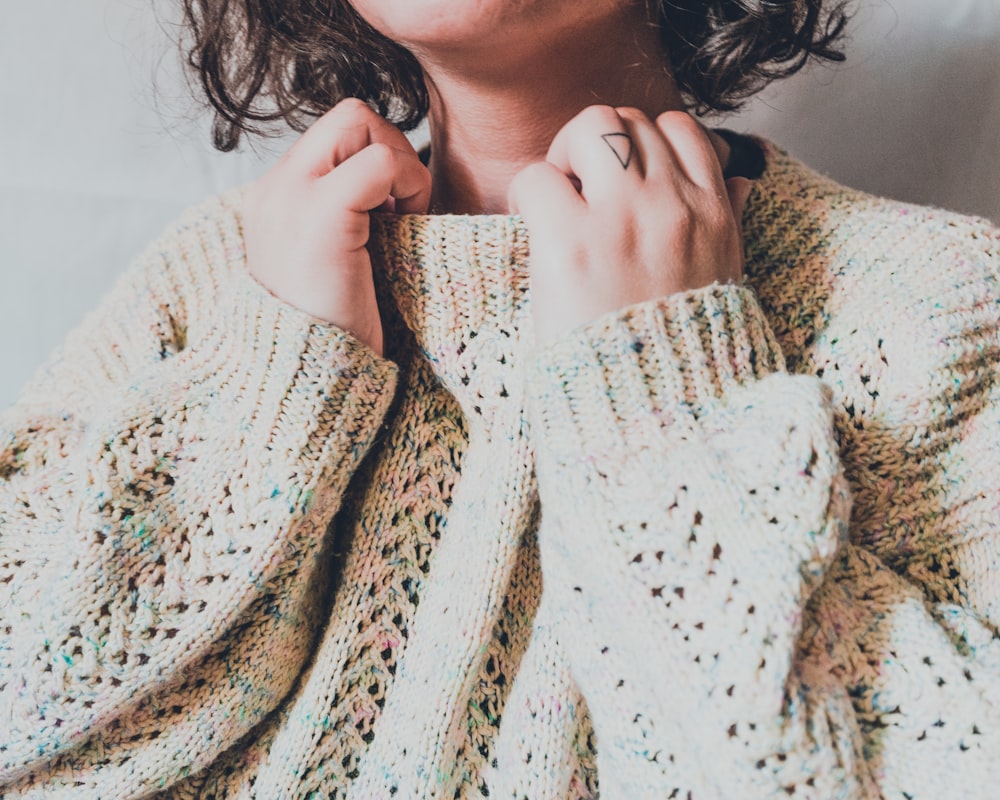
(1, 143), (999, 799)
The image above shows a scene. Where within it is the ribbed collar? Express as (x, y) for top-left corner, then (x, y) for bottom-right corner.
(366, 144), (837, 380)
(369, 213), (533, 407)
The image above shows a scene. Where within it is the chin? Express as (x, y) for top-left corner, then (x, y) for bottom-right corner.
(349, 0), (631, 53)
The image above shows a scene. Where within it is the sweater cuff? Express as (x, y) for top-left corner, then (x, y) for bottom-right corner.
(151, 267), (399, 466)
(527, 284), (785, 460)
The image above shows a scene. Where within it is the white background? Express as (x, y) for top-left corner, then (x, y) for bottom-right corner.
(1, 0), (998, 407)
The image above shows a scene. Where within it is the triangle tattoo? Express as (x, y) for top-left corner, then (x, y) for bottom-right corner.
(601, 132), (634, 170)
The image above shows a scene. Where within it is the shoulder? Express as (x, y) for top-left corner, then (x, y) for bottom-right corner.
(745, 141), (999, 295)
(745, 142), (999, 426)
(110, 188), (250, 342)
(10, 189), (251, 412)
(141, 188), (248, 284)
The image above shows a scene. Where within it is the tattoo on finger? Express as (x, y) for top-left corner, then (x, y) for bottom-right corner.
(601, 132), (634, 170)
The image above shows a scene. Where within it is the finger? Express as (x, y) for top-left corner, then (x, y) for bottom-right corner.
(654, 111), (727, 192)
(288, 98), (419, 179)
(725, 176), (752, 278)
(546, 105), (643, 203)
(508, 161), (584, 221)
(613, 106), (686, 183)
(726, 177), (753, 244)
(321, 142), (432, 215)
(384, 150), (432, 214)
(725, 177), (753, 224)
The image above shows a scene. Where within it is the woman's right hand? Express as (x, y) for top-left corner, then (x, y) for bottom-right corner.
(243, 98), (432, 357)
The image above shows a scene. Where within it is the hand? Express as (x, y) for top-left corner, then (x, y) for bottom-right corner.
(508, 106), (752, 345)
(243, 98), (431, 356)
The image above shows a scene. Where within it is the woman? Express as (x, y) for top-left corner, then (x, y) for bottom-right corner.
(1, 0), (998, 797)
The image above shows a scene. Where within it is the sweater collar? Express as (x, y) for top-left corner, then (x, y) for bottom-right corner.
(370, 212), (532, 364)
(366, 142), (830, 380)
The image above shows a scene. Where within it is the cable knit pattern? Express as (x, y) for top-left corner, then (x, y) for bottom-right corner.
(1, 144), (999, 798)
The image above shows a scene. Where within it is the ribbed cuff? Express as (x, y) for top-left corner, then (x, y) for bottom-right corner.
(527, 284), (785, 461)
(167, 267), (399, 470)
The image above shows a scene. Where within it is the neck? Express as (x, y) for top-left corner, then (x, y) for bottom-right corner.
(416, 7), (687, 214)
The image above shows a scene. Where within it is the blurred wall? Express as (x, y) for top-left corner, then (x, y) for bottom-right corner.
(1, 0), (998, 407)
(729, 0), (1000, 221)
(0, 0), (289, 408)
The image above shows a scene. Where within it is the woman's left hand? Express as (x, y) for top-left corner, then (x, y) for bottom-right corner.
(509, 106), (752, 344)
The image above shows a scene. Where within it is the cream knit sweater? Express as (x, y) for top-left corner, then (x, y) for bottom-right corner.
(1, 144), (999, 799)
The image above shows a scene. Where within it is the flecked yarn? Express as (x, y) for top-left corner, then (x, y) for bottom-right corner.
(1, 145), (999, 798)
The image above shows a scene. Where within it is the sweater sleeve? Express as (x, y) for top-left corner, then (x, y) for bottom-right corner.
(0, 195), (399, 793)
(527, 284), (1000, 798)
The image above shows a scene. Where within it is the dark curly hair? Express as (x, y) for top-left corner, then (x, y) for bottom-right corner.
(181, 0), (851, 152)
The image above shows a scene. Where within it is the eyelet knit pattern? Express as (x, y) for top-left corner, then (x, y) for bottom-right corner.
(1, 145), (998, 798)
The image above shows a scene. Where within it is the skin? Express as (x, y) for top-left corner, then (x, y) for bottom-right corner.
(244, 0), (752, 354)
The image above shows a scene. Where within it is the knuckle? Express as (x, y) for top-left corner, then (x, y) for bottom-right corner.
(656, 109), (696, 133)
(334, 97), (373, 119)
(365, 140), (393, 158)
(669, 203), (698, 234)
(521, 161), (552, 182)
(576, 104), (620, 128)
(365, 141), (396, 168)
(414, 162), (433, 191)
(510, 162), (546, 194)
